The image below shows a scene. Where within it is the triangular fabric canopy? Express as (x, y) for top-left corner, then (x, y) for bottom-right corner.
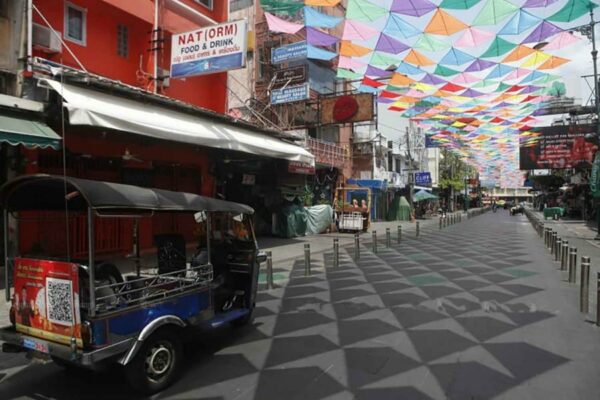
(481, 36), (517, 57)
(264, 12), (304, 34)
(440, 47), (475, 65)
(342, 19), (380, 40)
(304, 6), (343, 28)
(385, 13), (423, 39)
(414, 34), (451, 51)
(346, 0), (388, 22)
(456, 27), (495, 47)
(340, 40), (372, 57)
(498, 9), (541, 35)
(440, 0), (483, 9)
(376, 34), (410, 54)
(473, 0), (519, 26)
(391, 0), (437, 16)
(543, 31), (581, 50)
(522, 21), (563, 43)
(425, 9), (469, 35)
(404, 49), (436, 66)
(548, 0), (598, 22)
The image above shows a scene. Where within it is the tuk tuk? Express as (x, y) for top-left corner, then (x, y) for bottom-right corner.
(0, 175), (265, 394)
(334, 185), (371, 233)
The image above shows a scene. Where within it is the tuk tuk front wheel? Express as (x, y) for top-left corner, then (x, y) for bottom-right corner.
(125, 328), (182, 395)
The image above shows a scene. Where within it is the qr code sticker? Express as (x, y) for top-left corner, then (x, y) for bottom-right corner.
(46, 278), (74, 326)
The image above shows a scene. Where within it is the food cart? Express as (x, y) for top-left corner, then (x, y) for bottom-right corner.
(334, 185), (371, 233)
(0, 175), (265, 394)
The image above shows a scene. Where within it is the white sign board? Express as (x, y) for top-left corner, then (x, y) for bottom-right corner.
(170, 20), (247, 78)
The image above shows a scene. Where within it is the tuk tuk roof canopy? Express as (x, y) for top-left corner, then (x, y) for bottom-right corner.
(1, 175), (254, 214)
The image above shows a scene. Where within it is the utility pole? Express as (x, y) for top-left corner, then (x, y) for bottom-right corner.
(406, 127), (414, 214)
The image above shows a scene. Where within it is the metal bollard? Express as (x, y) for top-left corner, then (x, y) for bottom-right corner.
(439, 217), (443, 230)
(581, 256), (591, 313)
(569, 247), (577, 283)
(372, 231), (378, 253)
(561, 241), (568, 270)
(397, 225), (402, 243)
(354, 234), (360, 260)
(416, 221), (420, 237)
(597, 272), (600, 327)
(442, 216), (447, 228)
(386, 228), (391, 248)
(551, 232), (557, 254)
(554, 238), (562, 261)
(304, 244), (311, 276)
(544, 228), (550, 247)
(333, 238), (339, 269)
(266, 251), (274, 290)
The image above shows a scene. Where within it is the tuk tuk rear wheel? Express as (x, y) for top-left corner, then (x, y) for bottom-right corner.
(124, 328), (182, 395)
(231, 308), (254, 327)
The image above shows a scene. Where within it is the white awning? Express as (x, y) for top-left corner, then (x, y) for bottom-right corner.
(44, 80), (314, 165)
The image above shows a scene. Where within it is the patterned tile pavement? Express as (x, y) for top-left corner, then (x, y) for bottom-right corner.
(2, 212), (600, 399)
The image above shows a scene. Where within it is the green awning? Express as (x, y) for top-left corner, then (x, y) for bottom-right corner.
(0, 114), (61, 150)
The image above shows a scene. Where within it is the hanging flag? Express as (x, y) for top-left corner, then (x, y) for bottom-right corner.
(548, 0), (598, 23)
(439, 0), (483, 9)
(456, 27), (495, 47)
(265, 12), (304, 34)
(346, 0), (388, 22)
(306, 27), (339, 46)
(522, 0), (560, 7)
(391, 0), (437, 16)
(342, 19), (380, 40)
(543, 31), (581, 50)
(404, 49), (435, 66)
(338, 56), (367, 69)
(340, 40), (372, 57)
(375, 34), (410, 54)
(481, 36), (517, 58)
(440, 48), (475, 65)
(498, 9), (541, 35)
(384, 13), (422, 39)
(425, 9), (468, 35)
(304, 6), (343, 28)
(522, 21), (563, 43)
(305, 0), (342, 6)
(414, 34), (451, 51)
(502, 44), (536, 62)
(307, 44), (337, 60)
(434, 64), (461, 77)
(537, 56), (570, 70)
(473, 0), (519, 26)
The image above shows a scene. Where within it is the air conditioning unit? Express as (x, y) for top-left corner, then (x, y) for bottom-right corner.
(32, 23), (61, 53)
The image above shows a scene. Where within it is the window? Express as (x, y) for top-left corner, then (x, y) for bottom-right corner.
(194, 0), (213, 10)
(230, 0), (253, 12)
(117, 24), (128, 58)
(64, 2), (86, 45)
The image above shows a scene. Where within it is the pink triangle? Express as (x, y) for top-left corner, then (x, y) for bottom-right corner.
(543, 31), (581, 51)
(452, 72), (479, 84)
(505, 68), (531, 80)
(342, 20), (380, 41)
(338, 56), (367, 70)
(455, 27), (494, 48)
(265, 12), (304, 34)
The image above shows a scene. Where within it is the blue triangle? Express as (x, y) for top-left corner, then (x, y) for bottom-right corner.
(498, 9), (541, 35)
(384, 13), (422, 40)
(485, 64), (515, 79)
(440, 48), (475, 65)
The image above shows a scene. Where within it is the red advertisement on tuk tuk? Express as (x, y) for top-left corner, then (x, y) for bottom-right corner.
(13, 258), (83, 347)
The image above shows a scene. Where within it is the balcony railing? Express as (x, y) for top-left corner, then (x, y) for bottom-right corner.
(307, 137), (349, 169)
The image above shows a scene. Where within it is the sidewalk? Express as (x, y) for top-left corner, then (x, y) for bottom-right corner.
(527, 208), (600, 320)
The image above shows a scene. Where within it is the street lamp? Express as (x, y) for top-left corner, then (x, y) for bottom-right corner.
(464, 175), (469, 212)
(574, 6), (600, 239)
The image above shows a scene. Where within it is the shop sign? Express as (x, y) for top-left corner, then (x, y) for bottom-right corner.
(414, 172), (432, 186)
(271, 83), (310, 105)
(13, 258), (83, 347)
(320, 93), (374, 125)
(171, 19), (247, 78)
(271, 41), (307, 64)
(272, 66), (307, 89)
(242, 174), (255, 185)
(288, 161), (315, 175)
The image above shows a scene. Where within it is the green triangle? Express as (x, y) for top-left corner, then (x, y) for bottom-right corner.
(386, 84), (408, 93)
(481, 36), (517, 58)
(473, 0), (519, 26)
(346, 0), (388, 22)
(414, 34), (451, 52)
(548, 0), (597, 23)
(534, 74), (561, 84)
(472, 79), (497, 88)
(337, 69), (363, 80)
(371, 51), (402, 68)
(439, 0), (483, 9)
(494, 82), (511, 92)
(434, 64), (460, 77)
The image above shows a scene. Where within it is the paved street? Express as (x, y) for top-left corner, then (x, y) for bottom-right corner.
(2, 211), (600, 399)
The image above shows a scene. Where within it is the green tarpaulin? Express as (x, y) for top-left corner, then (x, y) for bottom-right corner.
(260, 0), (303, 16)
(387, 195), (412, 221)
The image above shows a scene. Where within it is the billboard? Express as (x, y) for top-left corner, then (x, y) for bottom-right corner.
(320, 93), (375, 125)
(519, 124), (598, 170)
(171, 20), (247, 78)
(13, 258), (83, 348)
(271, 83), (310, 105)
(271, 41), (307, 64)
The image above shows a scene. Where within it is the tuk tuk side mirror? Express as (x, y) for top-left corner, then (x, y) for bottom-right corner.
(256, 251), (267, 264)
(194, 211), (207, 223)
